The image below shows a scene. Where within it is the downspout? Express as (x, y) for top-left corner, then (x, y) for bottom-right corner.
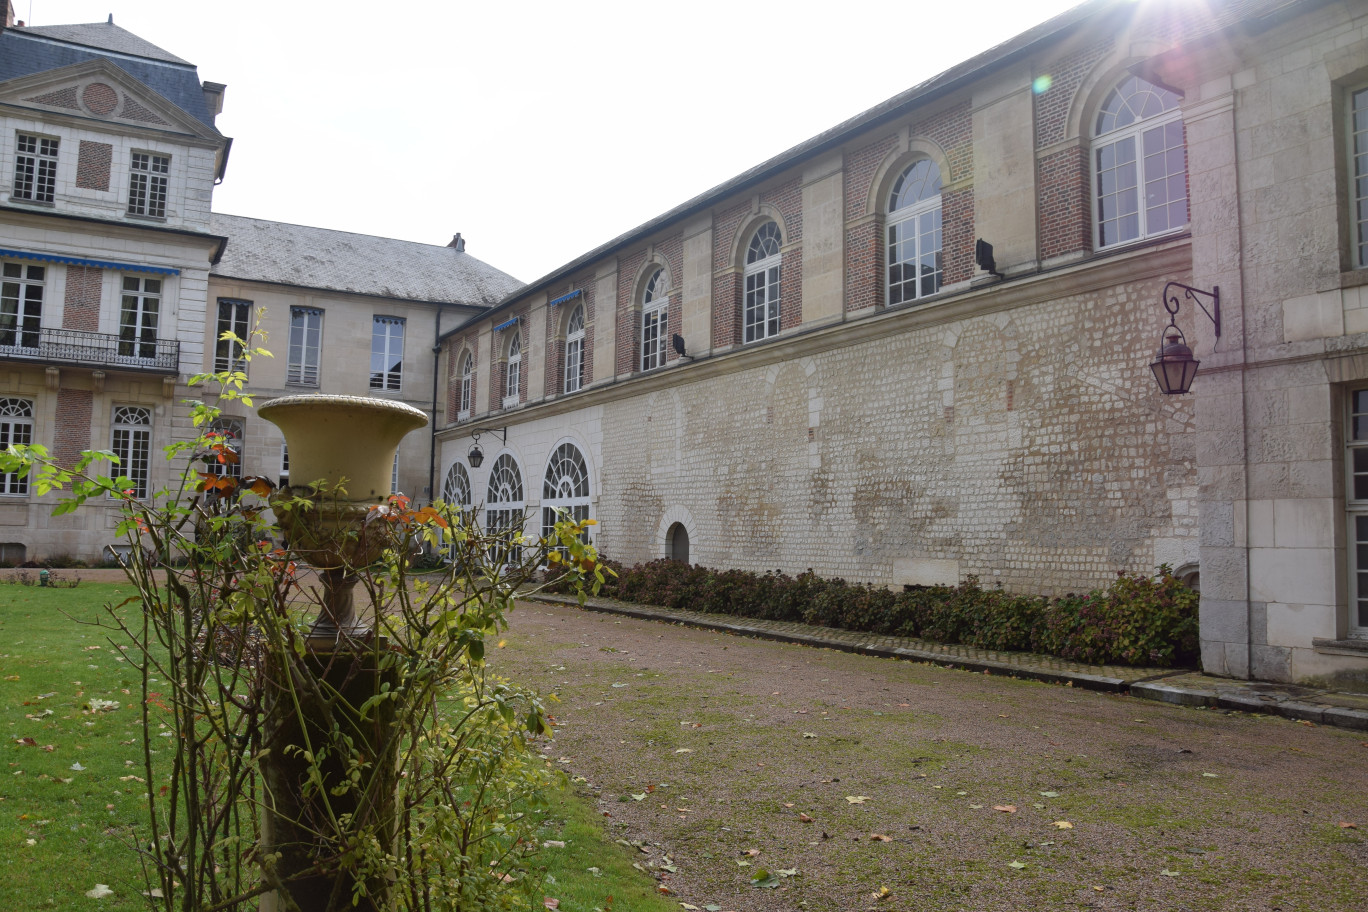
(428, 306), (442, 506)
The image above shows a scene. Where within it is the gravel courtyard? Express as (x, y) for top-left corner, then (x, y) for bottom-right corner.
(491, 600), (1368, 912)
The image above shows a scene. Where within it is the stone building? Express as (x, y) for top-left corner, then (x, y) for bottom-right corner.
(0, 7), (518, 561)
(433, 0), (1368, 689)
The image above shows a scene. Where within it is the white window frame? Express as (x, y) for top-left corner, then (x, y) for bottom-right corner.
(1, 260), (45, 352)
(215, 298), (251, 373)
(287, 307), (323, 386)
(458, 352), (473, 420)
(13, 133), (58, 203)
(485, 453), (525, 566)
(1350, 85), (1368, 269)
(1346, 389), (1368, 637)
(118, 275), (161, 362)
(370, 316), (405, 392)
(886, 159), (943, 306)
(110, 405), (152, 499)
(541, 442), (591, 546)
(442, 461), (472, 515)
(391, 451), (400, 496)
(279, 443), (290, 489)
(503, 330), (521, 408)
(0, 398), (34, 496)
(1092, 75), (1187, 250)
(640, 268), (668, 372)
(744, 222), (782, 343)
(127, 151), (170, 218)
(564, 304), (585, 393)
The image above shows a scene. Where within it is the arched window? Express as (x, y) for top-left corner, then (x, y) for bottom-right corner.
(442, 461), (471, 514)
(666, 522), (690, 564)
(744, 222), (782, 343)
(541, 442), (590, 544)
(564, 304), (585, 394)
(641, 267), (668, 371)
(1092, 75), (1187, 248)
(110, 405), (152, 499)
(887, 159), (942, 305)
(458, 352), (473, 418)
(485, 453), (525, 564)
(504, 331), (521, 407)
(0, 398), (34, 496)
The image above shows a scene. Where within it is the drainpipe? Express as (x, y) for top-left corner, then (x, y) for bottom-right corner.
(428, 306), (442, 506)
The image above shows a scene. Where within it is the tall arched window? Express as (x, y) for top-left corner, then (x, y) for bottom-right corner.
(541, 442), (590, 543)
(564, 304), (585, 394)
(1092, 75), (1187, 248)
(503, 331), (521, 407)
(485, 453), (525, 564)
(0, 398), (34, 496)
(442, 461), (471, 515)
(887, 160), (942, 305)
(641, 268), (668, 371)
(744, 222), (782, 343)
(458, 352), (473, 418)
(110, 405), (152, 499)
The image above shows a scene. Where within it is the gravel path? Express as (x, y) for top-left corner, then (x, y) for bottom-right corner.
(492, 601), (1368, 912)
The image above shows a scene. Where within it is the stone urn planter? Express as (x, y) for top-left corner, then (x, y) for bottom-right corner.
(254, 394), (428, 912)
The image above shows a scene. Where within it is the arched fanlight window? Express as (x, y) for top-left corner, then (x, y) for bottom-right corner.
(0, 398), (34, 495)
(485, 453), (524, 564)
(540, 442), (590, 544)
(1093, 75), (1186, 248)
(641, 267), (668, 371)
(110, 405), (152, 499)
(442, 461), (472, 548)
(564, 304), (585, 394)
(887, 159), (943, 305)
(744, 221), (782, 343)
(458, 352), (473, 418)
(504, 331), (521, 407)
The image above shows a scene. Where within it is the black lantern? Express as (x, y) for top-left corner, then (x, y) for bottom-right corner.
(465, 427), (504, 469)
(467, 443), (484, 468)
(1150, 327), (1200, 395)
(1150, 282), (1220, 395)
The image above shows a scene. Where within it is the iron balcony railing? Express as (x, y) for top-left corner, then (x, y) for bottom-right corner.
(0, 326), (179, 373)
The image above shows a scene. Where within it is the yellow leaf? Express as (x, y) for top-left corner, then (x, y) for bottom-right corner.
(1052, 820), (1073, 829)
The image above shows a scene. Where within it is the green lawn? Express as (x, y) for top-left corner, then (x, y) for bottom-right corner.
(0, 581), (677, 912)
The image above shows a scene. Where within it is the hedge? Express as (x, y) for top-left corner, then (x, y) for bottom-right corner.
(550, 559), (1199, 668)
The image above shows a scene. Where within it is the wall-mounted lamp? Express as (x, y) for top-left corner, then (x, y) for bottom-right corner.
(1151, 282), (1221, 395)
(466, 427), (506, 468)
(975, 239), (1003, 280)
(672, 333), (693, 361)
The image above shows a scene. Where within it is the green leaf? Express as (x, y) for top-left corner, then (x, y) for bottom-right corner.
(1008, 861), (1027, 870)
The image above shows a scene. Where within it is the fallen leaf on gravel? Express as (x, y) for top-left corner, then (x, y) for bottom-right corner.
(1160, 870), (1181, 877)
(542, 840), (565, 848)
(1340, 822), (1359, 829)
(777, 868), (797, 877)
(870, 886), (892, 900)
(1039, 791), (1060, 798)
(956, 790), (967, 796)
(802, 732), (817, 739)
(15, 737), (37, 746)
(743, 848), (761, 856)
(735, 860), (750, 867)
(657, 885), (673, 895)
(1008, 861), (1027, 870)
(1202, 773), (1219, 778)
(846, 796), (870, 804)
(783, 802), (794, 808)
(870, 833), (892, 842)
(611, 683), (628, 688)
(70, 762), (86, 771)
(798, 813), (814, 823)
(680, 904), (700, 910)
(1052, 821), (1073, 829)
(969, 804), (983, 809)
(543, 899), (559, 909)
(994, 805), (1017, 813)
(1032, 803), (1045, 809)
(675, 748), (693, 753)
(86, 885), (114, 899)
(631, 793), (646, 801)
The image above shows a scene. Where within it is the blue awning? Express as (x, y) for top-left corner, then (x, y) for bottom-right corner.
(548, 288), (582, 307)
(0, 247), (180, 276)
(493, 316), (520, 332)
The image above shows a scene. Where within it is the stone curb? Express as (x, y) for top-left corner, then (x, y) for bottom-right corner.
(528, 594), (1368, 734)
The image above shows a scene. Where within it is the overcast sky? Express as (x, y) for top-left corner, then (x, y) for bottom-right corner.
(26, 0), (1088, 283)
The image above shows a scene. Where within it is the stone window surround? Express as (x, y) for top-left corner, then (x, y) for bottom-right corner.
(369, 314), (405, 393)
(743, 220), (782, 344)
(287, 306), (324, 386)
(12, 131), (59, 204)
(126, 149), (170, 220)
(457, 349), (474, 420)
(503, 328), (522, 408)
(639, 265), (669, 373)
(1345, 386), (1368, 638)
(563, 302), (586, 394)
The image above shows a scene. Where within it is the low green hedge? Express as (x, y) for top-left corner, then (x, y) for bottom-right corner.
(550, 559), (1199, 668)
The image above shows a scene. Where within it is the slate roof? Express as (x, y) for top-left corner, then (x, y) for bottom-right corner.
(0, 23), (216, 128)
(210, 214), (524, 308)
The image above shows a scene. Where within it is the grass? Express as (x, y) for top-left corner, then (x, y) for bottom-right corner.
(0, 582), (679, 912)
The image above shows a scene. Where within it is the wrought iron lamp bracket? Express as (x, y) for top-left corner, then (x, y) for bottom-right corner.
(1161, 282), (1220, 340)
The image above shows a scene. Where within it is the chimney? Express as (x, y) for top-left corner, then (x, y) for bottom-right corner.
(3, 2), (15, 29)
(447, 233), (466, 252)
(201, 82), (226, 122)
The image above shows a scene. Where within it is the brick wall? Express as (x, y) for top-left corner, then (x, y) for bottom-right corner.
(446, 333), (477, 422)
(615, 238), (683, 375)
(75, 141), (112, 191)
(844, 134), (899, 312)
(62, 265), (102, 331)
(1038, 145), (1091, 260)
(542, 277), (595, 396)
(52, 389), (93, 469)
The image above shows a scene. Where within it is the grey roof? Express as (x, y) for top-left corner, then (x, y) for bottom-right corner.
(17, 21), (190, 64)
(0, 24), (216, 128)
(210, 214), (524, 307)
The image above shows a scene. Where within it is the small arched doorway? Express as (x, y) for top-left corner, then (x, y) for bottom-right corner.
(666, 522), (690, 564)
